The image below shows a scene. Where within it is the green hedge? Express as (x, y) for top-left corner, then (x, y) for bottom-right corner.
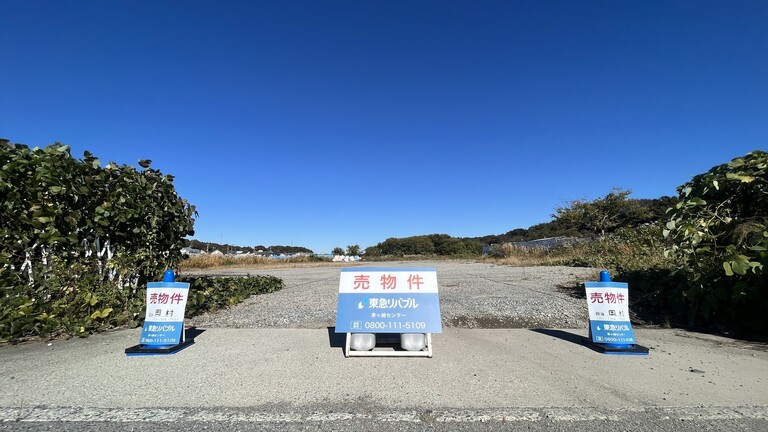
(1, 140), (196, 340)
(1, 260), (147, 339)
(0, 271), (283, 341)
(0, 141), (287, 342)
(181, 275), (283, 317)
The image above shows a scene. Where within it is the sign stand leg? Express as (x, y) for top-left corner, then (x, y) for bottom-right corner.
(345, 332), (351, 358)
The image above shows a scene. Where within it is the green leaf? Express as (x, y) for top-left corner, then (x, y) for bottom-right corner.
(726, 173), (756, 183)
(90, 308), (113, 319)
(726, 255), (752, 276)
(723, 261), (734, 276)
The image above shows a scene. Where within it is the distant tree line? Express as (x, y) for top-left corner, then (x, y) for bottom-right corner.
(186, 194), (675, 259)
(474, 193), (677, 245)
(185, 239), (313, 255)
(364, 234), (483, 257)
(361, 193), (677, 257)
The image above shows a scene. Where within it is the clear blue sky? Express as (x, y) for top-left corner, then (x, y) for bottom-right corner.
(2, 1), (766, 254)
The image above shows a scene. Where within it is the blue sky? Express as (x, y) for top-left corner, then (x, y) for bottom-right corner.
(2, 1), (767, 254)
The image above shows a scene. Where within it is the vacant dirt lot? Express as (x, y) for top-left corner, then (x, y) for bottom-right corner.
(184, 260), (597, 329)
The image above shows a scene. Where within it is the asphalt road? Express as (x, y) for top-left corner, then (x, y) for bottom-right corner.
(2, 261), (767, 431)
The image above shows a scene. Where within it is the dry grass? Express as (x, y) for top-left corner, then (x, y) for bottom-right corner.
(180, 254), (323, 270)
(484, 244), (576, 266)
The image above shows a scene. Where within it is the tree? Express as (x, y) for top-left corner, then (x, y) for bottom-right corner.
(553, 188), (651, 237)
(346, 244), (360, 256)
(332, 247), (345, 256)
(636, 196), (679, 222)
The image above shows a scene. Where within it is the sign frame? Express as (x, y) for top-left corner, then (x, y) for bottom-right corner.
(581, 278), (649, 356)
(126, 273), (194, 356)
(335, 267), (442, 357)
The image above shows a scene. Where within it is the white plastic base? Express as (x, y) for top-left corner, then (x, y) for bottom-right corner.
(345, 333), (433, 357)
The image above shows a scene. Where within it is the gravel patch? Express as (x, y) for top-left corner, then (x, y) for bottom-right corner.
(184, 261), (596, 329)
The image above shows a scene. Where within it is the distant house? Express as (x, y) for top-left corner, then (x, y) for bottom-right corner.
(181, 247), (203, 256)
(509, 236), (579, 249)
(332, 255), (360, 262)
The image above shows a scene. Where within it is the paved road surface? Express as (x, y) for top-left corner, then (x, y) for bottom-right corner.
(2, 262), (767, 431)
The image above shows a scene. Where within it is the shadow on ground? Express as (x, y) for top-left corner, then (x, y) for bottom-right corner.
(186, 327), (206, 340)
(530, 328), (585, 347)
(326, 327), (345, 349)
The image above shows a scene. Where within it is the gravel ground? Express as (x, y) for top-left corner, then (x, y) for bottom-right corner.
(184, 261), (597, 329)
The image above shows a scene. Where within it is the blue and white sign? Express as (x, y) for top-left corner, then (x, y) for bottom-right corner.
(335, 268), (442, 333)
(140, 281), (190, 346)
(584, 281), (635, 345)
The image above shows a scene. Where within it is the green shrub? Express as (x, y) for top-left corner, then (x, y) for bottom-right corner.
(556, 224), (674, 272)
(550, 224), (691, 322)
(1, 140), (195, 341)
(0, 256), (147, 339)
(181, 275), (283, 317)
(664, 150), (768, 332)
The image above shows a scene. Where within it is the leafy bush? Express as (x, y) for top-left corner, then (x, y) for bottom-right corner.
(1, 140), (196, 341)
(551, 224), (675, 279)
(664, 150), (768, 332)
(0, 257), (146, 339)
(532, 224), (689, 321)
(181, 275), (283, 317)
